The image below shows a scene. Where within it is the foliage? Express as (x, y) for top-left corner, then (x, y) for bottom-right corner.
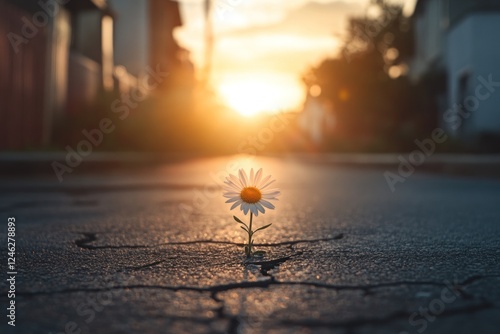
(304, 0), (435, 152)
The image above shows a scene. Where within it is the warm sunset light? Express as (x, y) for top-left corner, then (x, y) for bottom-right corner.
(218, 74), (305, 117)
(6, 0), (499, 332)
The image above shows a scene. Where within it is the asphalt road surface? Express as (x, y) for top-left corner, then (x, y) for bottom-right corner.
(1, 155), (499, 334)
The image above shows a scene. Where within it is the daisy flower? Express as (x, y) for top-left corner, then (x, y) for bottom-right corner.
(223, 168), (280, 216)
(223, 168), (280, 258)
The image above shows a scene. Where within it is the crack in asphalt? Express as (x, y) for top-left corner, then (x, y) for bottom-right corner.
(245, 253), (301, 276)
(12, 274), (500, 298)
(74, 232), (98, 248)
(210, 252), (299, 332)
(124, 258), (178, 271)
(125, 252), (301, 273)
(10, 275), (499, 332)
(43, 233), (500, 332)
(210, 293), (241, 334)
(73, 233), (344, 250)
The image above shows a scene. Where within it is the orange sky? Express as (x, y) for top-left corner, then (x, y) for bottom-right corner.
(174, 0), (417, 116)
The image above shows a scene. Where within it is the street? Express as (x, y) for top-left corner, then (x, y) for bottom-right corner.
(1, 155), (499, 334)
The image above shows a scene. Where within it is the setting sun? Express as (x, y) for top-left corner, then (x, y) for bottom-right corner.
(217, 74), (305, 117)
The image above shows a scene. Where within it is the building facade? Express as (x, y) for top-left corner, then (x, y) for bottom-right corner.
(410, 0), (500, 145)
(0, 0), (114, 149)
(108, 0), (193, 94)
(0, 0), (191, 150)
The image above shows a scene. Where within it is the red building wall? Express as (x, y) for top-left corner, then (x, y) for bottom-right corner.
(0, 0), (48, 150)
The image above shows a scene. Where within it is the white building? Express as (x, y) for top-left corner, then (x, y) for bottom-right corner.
(410, 0), (500, 144)
(107, 0), (185, 92)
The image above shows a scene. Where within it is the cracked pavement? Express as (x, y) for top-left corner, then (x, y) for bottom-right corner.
(1, 155), (500, 334)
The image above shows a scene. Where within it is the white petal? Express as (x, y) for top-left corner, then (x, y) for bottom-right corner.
(260, 199), (275, 210)
(261, 179), (276, 190)
(257, 174), (271, 188)
(225, 197), (240, 203)
(261, 190), (280, 197)
(250, 204), (259, 216)
(262, 195), (279, 200)
(223, 176), (233, 183)
(255, 202), (266, 214)
(223, 190), (239, 195)
(239, 169), (249, 187)
(229, 174), (244, 189)
(254, 168), (263, 187)
(223, 178), (236, 186)
(250, 168), (255, 186)
(223, 186), (237, 194)
(224, 180), (240, 191)
(242, 203), (250, 215)
(230, 200), (242, 210)
(223, 185), (239, 194)
(262, 196), (279, 201)
(223, 192), (240, 198)
(261, 187), (279, 192)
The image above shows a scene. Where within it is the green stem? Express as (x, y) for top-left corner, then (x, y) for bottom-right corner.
(247, 212), (253, 257)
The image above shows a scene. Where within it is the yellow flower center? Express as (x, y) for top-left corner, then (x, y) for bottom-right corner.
(240, 187), (262, 204)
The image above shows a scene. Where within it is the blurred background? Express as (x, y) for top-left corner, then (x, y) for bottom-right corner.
(1, 0), (500, 155)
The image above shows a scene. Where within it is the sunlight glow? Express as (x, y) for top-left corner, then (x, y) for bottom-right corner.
(218, 74), (305, 117)
(309, 85), (321, 97)
(102, 15), (114, 91)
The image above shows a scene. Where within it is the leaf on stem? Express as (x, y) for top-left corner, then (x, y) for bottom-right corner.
(240, 226), (249, 233)
(253, 223), (272, 234)
(233, 215), (249, 229)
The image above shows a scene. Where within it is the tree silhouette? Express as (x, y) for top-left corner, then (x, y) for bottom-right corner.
(305, 0), (430, 152)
